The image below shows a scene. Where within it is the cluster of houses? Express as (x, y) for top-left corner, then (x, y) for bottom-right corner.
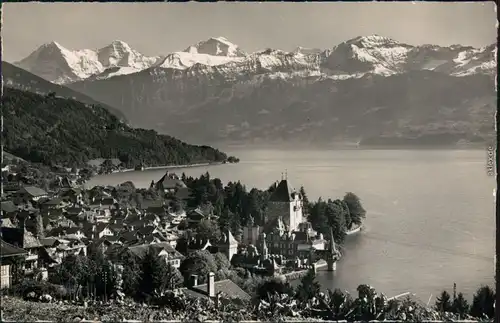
(1, 165), (337, 300)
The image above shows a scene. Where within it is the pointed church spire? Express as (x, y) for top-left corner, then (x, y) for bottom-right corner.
(329, 227), (336, 254)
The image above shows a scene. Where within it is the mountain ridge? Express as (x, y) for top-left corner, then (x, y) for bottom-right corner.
(11, 35), (497, 146)
(14, 40), (163, 84)
(2, 61), (127, 121)
(13, 35), (497, 84)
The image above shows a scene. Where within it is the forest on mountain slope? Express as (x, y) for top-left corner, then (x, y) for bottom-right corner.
(2, 61), (127, 122)
(2, 87), (228, 168)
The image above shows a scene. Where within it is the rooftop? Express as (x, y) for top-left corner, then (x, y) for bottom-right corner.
(155, 172), (187, 190)
(1, 200), (18, 213)
(128, 242), (184, 260)
(180, 279), (251, 301)
(269, 179), (296, 202)
(0, 239), (27, 258)
(18, 186), (48, 197)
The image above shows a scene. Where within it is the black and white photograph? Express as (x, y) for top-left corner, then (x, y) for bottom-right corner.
(0, 2), (497, 322)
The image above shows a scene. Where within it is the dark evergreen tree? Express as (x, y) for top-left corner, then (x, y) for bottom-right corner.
(308, 198), (328, 234)
(121, 253), (141, 298)
(451, 292), (469, 317)
(325, 288), (353, 320)
(165, 263), (183, 291)
(139, 247), (168, 299)
(295, 269), (321, 304)
(469, 285), (495, 319)
(256, 278), (294, 301)
(326, 200), (347, 243)
(435, 290), (453, 313)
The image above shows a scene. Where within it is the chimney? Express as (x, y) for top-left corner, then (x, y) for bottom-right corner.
(190, 274), (198, 287)
(207, 272), (215, 298)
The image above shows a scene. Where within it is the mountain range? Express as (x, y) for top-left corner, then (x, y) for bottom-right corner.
(2, 61), (127, 121)
(10, 35), (497, 146)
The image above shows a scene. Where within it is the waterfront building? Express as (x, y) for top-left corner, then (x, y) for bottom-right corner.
(241, 174), (308, 246)
(153, 171), (191, 200)
(265, 175), (304, 232)
(266, 221), (326, 259)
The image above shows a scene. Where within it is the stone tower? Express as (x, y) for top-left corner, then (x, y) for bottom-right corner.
(266, 174), (303, 232)
(220, 230), (238, 262)
(242, 216), (263, 246)
(327, 227), (337, 272)
(259, 233), (269, 263)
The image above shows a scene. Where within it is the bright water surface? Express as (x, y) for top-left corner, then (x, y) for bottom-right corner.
(87, 149), (495, 301)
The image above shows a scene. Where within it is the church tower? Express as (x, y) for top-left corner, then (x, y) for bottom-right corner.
(220, 230), (238, 262)
(327, 227), (338, 271)
(259, 233), (269, 263)
(266, 172), (303, 232)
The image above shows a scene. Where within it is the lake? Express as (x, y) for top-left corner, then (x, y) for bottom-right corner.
(87, 149), (495, 301)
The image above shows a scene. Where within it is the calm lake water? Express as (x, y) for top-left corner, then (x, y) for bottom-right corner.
(87, 149), (495, 301)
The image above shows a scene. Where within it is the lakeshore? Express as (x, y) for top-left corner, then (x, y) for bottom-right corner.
(85, 161), (228, 188)
(346, 224), (363, 236)
(110, 161), (225, 174)
(0, 150), (495, 322)
(86, 149), (494, 299)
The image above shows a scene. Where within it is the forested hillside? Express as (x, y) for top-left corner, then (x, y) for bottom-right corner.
(2, 87), (228, 167)
(2, 61), (127, 121)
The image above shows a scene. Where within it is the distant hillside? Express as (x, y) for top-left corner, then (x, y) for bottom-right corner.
(2, 87), (228, 168)
(2, 61), (127, 122)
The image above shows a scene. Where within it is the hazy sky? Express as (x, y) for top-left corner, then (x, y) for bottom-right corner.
(2, 2), (497, 62)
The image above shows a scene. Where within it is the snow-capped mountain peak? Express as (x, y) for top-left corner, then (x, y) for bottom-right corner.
(13, 35), (496, 85)
(109, 40), (131, 48)
(184, 36), (246, 57)
(293, 47), (323, 55)
(15, 40), (162, 84)
(323, 34), (413, 75)
(347, 34), (401, 48)
(46, 41), (65, 49)
(96, 39), (160, 70)
(158, 51), (245, 70)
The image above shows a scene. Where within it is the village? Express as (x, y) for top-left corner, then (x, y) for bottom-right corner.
(0, 159), (340, 303)
(1, 161), (494, 323)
